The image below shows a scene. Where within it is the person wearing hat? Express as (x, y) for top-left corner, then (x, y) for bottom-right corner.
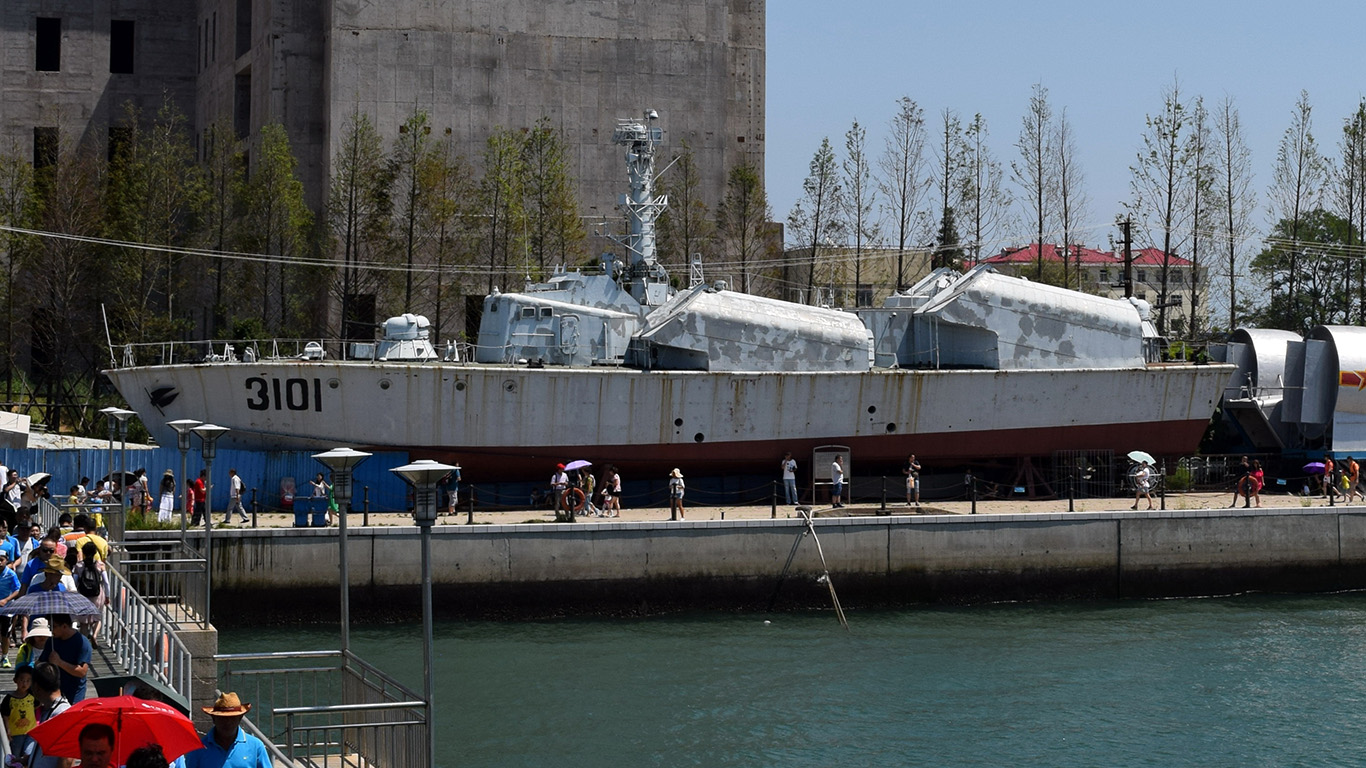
(668, 468), (686, 521)
(185, 692), (271, 768)
(15, 618), (50, 668)
(550, 463), (569, 521)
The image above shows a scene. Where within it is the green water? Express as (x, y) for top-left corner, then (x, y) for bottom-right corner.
(219, 595), (1366, 767)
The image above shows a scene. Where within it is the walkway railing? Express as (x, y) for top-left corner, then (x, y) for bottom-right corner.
(217, 650), (428, 768)
(116, 539), (209, 628)
(101, 564), (196, 703)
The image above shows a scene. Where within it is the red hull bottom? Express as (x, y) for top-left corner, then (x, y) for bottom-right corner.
(394, 419), (1212, 482)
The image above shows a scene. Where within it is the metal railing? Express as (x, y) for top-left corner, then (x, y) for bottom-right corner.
(101, 563), (196, 704)
(217, 650), (428, 768)
(116, 539), (209, 628)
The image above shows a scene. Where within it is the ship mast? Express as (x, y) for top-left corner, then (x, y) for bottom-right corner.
(609, 109), (671, 307)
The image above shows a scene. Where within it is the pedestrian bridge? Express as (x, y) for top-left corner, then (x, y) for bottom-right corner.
(24, 499), (427, 768)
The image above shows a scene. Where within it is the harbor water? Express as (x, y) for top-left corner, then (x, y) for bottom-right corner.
(220, 594), (1366, 767)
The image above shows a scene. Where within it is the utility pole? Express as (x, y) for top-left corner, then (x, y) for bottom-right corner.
(1121, 218), (1133, 299)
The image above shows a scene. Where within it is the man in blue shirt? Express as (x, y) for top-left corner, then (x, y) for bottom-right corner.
(18, 538), (57, 597)
(0, 552), (20, 668)
(186, 692), (272, 768)
(37, 614), (89, 703)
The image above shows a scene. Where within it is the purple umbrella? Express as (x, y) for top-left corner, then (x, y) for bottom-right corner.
(1304, 462), (1326, 474)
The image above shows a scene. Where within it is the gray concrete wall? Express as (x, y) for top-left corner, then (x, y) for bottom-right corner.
(0, 1), (196, 158)
(158, 506), (1366, 620)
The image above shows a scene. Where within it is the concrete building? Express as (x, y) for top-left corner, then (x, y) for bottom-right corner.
(2, 0), (765, 246)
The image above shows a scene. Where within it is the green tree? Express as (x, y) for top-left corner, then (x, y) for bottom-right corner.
(718, 162), (771, 295)
(520, 117), (584, 271)
(237, 123), (313, 333)
(416, 134), (477, 340)
(657, 140), (714, 278)
(1266, 90), (1326, 326)
(479, 128), (525, 293)
(201, 120), (244, 335)
(106, 97), (206, 343)
(1249, 209), (1356, 332)
(0, 139), (36, 399)
(934, 206), (964, 270)
(327, 109), (392, 339)
(391, 110), (434, 312)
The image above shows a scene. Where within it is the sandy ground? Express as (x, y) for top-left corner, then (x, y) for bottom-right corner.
(211, 489), (1348, 529)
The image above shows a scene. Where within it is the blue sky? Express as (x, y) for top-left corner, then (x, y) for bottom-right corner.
(765, 1), (1366, 251)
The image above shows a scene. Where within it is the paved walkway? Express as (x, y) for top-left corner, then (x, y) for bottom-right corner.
(201, 489), (1355, 529)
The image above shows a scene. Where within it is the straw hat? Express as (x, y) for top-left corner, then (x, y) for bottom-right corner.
(669, 468), (683, 478)
(203, 691), (252, 716)
(43, 557), (69, 576)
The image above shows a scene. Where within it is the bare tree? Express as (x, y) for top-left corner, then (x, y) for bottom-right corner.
(843, 119), (878, 304)
(1012, 82), (1056, 280)
(1185, 97), (1214, 335)
(1129, 78), (1191, 335)
(1266, 90), (1327, 321)
(1335, 100), (1366, 322)
(391, 110), (436, 312)
(1054, 107), (1090, 289)
(201, 121), (244, 335)
(0, 139), (34, 400)
(236, 123), (313, 333)
(479, 128), (525, 294)
(962, 113), (1011, 261)
(787, 137), (843, 302)
(416, 134), (477, 341)
(878, 97), (930, 290)
(1212, 97), (1256, 330)
(718, 162), (771, 295)
(932, 109), (970, 270)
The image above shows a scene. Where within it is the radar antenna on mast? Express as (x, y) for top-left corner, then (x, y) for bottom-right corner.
(605, 109), (672, 307)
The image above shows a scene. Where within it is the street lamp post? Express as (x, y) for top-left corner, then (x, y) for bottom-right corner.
(391, 458), (457, 768)
(98, 407), (133, 500)
(313, 447), (371, 656)
(108, 408), (135, 509)
(192, 424), (229, 624)
(167, 420), (201, 546)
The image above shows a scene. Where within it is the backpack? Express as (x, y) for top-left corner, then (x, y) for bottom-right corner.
(76, 564), (101, 598)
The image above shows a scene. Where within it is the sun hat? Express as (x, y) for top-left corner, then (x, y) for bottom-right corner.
(669, 468), (683, 478)
(163, 469), (174, 476)
(24, 618), (51, 640)
(43, 557), (69, 575)
(203, 691), (252, 716)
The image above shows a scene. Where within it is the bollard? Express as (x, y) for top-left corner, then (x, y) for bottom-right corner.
(721, 509), (725, 520)
(363, 486), (370, 527)
(1160, 459), (1166, 511)
(771, 481), (777, 519)
(250, 488), (258, 528)
(468, 492), (475, 524)
(968, 472), (977, 514)
(1068, 478), (1074, 513)
(880, 476), (887, 515)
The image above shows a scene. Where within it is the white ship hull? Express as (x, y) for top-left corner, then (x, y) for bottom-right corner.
(107, 360), (1233, 479)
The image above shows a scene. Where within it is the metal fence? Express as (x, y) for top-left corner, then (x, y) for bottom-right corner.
(217, 650), (428, 768)
(116, 539), (209, 628)
(101, 563), (196, 704)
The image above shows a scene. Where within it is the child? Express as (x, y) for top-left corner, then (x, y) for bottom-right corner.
(14, 619), (50, 669)
(1, 666), (35, 757)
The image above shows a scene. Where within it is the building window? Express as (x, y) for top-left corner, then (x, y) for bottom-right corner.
(856, 286), (873, 308)
(33, 127), (58, 169)
(234, 72), (251, 138)
(1137, 269), (1147, 283)
(235, 0), (252, 58)
(1138, 291), (1148, 301)
(110, 20), (135, 74)
(1099, 268), (1109, 283)
(36, 18), (61, 72)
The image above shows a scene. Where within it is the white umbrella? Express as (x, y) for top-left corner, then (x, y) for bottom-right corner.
(563, 460), (593, 471)
(1127, 450), (1156, 465)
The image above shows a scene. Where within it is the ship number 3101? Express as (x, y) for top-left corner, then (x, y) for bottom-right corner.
(245, 377), (323, 412)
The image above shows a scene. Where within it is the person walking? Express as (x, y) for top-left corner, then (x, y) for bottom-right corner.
(1229, 456), (1251, 508)
(1250, 459), (1265, 508)
(780, 452), (798, 506)
(904, 454), (922, 507)
(831, 455), (845, 508)
(668, 468), (686, 521)
(158, 470), (176, 524)
(226, 469), (250, 525)
(189, 470), (207, 527)
(1132, 461), (1154, 510)
(550, 464), (569, 521)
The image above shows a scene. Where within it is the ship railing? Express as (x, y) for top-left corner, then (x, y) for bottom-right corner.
(113, 338), (344, 368)
(217, 649), (429, 768)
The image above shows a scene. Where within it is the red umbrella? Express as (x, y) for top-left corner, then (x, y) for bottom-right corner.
(28, 695), (202, 765)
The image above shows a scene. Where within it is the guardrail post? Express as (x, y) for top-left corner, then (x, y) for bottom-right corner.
(880, 476), (887, 514)
(467, 490), (474, 525)
(770, 481), (776, 519)
(967, 472), (977, 515)
(250, 488), (258, 528)
(1068, 477), (1074, 512)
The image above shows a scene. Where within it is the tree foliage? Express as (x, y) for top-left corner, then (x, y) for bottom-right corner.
(843, 120), (878, 300)
(657, 140), (714, 277)
(1248, 209), (1356, 332)
(1212, 97), (1257, 331)
(327, 109), (392, 338)
(520, 117), (584, 272)
(718, 162), (771, 295)
(788, 137), (844, 302)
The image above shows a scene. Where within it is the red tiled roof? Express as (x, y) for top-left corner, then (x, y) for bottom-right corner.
(979, 243), (1193, 267)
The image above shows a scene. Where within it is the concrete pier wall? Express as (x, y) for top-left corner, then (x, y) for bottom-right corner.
(147, 507), (1366, 620)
